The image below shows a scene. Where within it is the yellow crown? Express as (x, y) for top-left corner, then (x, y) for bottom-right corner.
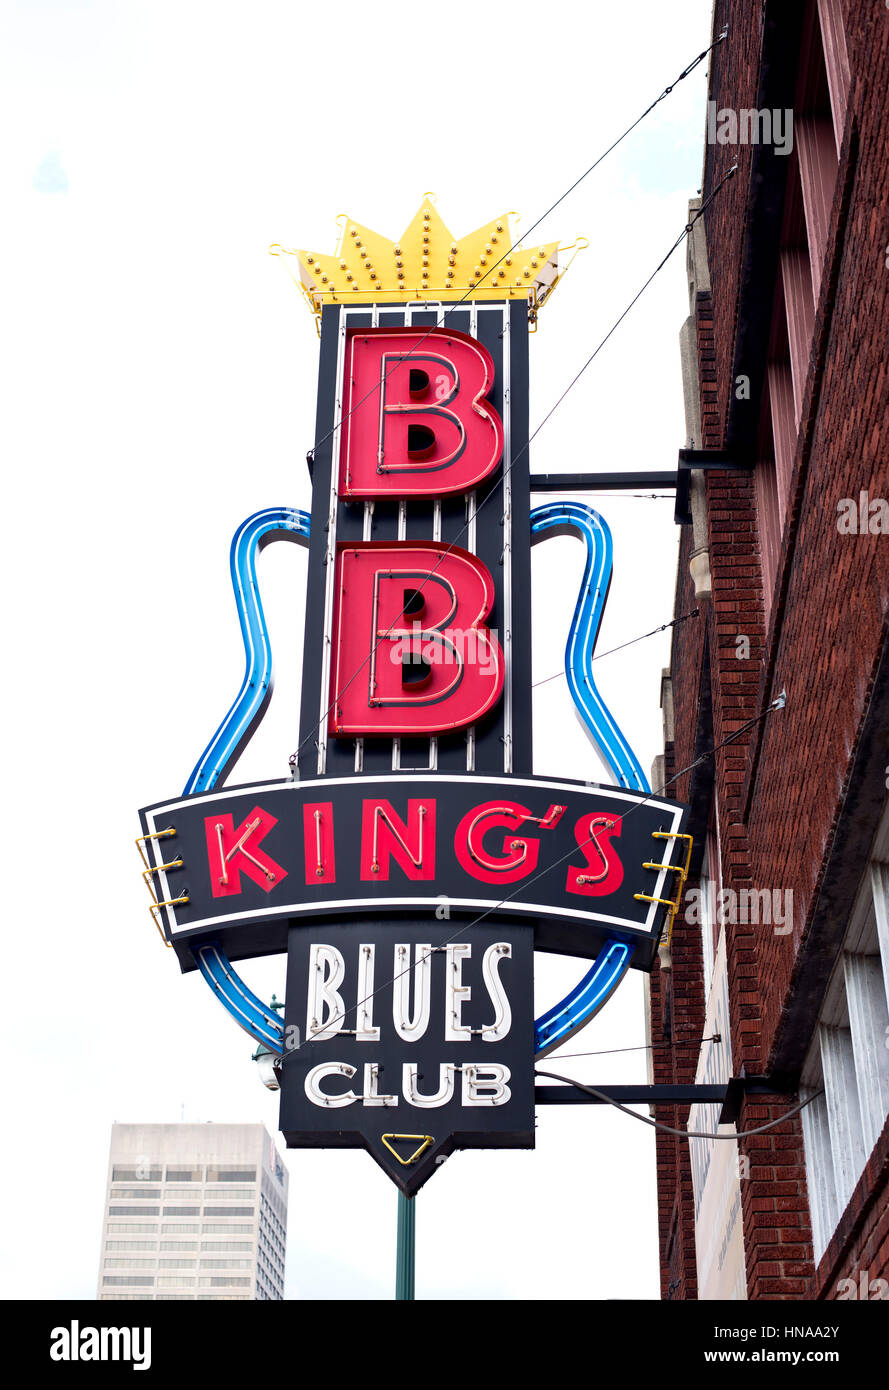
(270, 195), (585, 331)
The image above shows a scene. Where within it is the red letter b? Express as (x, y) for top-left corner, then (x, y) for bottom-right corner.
(329, 542), (504, 736)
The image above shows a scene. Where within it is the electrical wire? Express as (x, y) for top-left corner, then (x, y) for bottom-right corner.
(288, 169), (736, 769)
(518, 162), (737, 447)
(303, 27), (728, 466)
(532, 608), (700, 689)
(545, 1035), (720, 1060)
(535, 1070), (824, 1140)
(282, 691), (784, 1062)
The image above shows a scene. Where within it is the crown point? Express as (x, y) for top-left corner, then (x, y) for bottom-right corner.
(286, 200), (575, 320)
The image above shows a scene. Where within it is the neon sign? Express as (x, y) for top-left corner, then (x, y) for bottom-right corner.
(137, 198), (690, 1194)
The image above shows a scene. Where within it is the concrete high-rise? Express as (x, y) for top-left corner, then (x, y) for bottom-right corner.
(97, 1123), (288, 1300)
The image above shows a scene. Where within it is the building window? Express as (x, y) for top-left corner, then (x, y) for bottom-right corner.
(103, 1259), (155, 1269)
(202, 1223), (255, 1234)
(157, 1277), (195, 1287)
(105, 1241), (155, 1251)
(102, 1276), (154, 1287)
(161, 1223), (200, 1233)
(199, 1277), (251, 1288)
(165, 1168), (201, 1182)
(779, 162), (816, 427)
(106, 1224), (158, 1234)
(108, 1206), (160, 1216)
(160, 1241), (198, 1251)
(796, 13), (840, 296)
(801, 835), (889, 1262)
(203, 1206), (254, 1217)
(112, 1167), (162, 1182)
(163, 1206), (200, 1216)
(206, 1167), (257, 1182)
(698, 809), (722, 996)
(815, 0), (850, 154)
(753, 0), (847, 611)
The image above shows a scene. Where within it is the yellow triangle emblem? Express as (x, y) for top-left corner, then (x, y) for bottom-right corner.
(381, 1133), (434, 1167)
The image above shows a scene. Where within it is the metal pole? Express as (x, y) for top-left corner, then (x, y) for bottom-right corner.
(395, 1191), (415, 1300)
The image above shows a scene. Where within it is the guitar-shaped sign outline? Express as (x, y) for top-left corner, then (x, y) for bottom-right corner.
(181, 501), (646, 1057)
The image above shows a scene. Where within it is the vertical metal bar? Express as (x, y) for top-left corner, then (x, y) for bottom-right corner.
(395, 1191), (415, 1300)
(501, 304), (513, 773)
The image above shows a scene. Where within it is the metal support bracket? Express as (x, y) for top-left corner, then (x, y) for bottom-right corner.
(634, 830), (693, 946)
(674, 448), (754, 525)
(136, 829), (186, 946)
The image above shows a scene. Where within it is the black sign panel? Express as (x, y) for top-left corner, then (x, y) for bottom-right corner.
(139, 772), (689, 972)
(279, 921), (534, 1195)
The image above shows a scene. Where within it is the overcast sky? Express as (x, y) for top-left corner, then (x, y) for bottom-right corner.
(1, 0), (713, 1300)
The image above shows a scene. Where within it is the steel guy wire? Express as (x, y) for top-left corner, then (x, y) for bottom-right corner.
(534, 1070), (824, 1141)
(302, 27), (729, 466)
(531, 608), (700, 689)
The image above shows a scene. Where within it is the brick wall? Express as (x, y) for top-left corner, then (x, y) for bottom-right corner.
(653, 0), (889, 1299)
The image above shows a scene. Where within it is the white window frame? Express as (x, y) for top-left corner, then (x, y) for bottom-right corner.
(800, 803), (889, 1262)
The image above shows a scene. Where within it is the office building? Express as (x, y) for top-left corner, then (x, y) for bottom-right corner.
(97, 1123), (288, 1300)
